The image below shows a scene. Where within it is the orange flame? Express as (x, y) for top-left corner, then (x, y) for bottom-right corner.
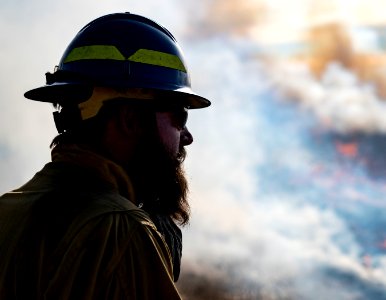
(335, 142), (358, 157)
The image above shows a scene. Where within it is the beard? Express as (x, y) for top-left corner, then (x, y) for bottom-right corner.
(129, 136), (188, 281)
(117, 109), (189, 281)
(125, 127), (190, 226)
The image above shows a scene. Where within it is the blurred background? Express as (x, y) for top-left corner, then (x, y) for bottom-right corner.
(2, 0), (386, 299)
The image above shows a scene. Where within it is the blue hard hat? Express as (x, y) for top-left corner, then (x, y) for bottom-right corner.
(24, 12), (211, 110)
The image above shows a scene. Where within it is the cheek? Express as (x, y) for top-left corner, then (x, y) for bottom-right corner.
(156, 113), (181, 156)
(160, 130), (180, 155)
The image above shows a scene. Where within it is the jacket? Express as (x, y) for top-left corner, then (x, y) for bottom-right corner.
(0, 144), (182, 299)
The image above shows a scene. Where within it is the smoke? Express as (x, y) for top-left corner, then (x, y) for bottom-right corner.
(186, 0), (267, 38)
(264, 61), (386, 134)
(180, 43), (386, 299)
(178, 34), (386, 298)
(262, 20), (386, 134)
(177, 1), (386, 299)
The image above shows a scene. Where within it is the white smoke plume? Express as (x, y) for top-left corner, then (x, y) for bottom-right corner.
(264, 61), (386, 134)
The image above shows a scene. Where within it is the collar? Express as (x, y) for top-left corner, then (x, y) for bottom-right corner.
(51, 143), (136, 204)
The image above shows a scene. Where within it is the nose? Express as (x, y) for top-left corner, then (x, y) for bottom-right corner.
(181, 126), (193, 146)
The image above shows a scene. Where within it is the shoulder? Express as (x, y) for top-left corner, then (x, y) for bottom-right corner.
(44, 210), (179, 299)
(68, 208), (174, 282)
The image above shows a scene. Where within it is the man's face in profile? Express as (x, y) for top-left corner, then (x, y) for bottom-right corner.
(125, 107), (192, 224)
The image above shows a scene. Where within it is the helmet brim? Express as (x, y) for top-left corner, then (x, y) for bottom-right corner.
(24, 82), (211, 109)
(24, 82), (94, 104)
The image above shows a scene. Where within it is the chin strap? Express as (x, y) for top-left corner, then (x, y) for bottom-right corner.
(53, 106), (83, 134)
(53, 111), (65, 134)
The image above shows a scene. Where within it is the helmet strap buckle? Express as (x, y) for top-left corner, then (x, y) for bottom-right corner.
(53, 111), (65, 133)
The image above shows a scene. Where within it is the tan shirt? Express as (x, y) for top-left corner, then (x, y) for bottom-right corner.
(0, 145), (182, 299)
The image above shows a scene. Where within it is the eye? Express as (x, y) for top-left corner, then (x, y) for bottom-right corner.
(171, 109), (188, 130)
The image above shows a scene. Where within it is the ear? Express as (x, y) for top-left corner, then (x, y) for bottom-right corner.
(101, 105), (139, 165)
(116, 105), (142, 137)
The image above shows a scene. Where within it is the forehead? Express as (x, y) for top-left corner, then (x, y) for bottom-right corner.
(155, 107), (188, 120)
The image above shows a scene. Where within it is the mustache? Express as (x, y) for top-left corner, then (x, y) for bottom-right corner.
(176, 147), (187, 164)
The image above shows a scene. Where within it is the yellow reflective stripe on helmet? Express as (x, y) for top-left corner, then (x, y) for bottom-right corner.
(63, 45), (125, 63)
(63, 46), (186, 72)
(128, 49), (186, 72)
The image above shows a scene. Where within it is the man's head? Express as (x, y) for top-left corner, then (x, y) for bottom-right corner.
(24, 12), (210, 224)
(100, 99), (194, 225)
(49, 94), (193, 225)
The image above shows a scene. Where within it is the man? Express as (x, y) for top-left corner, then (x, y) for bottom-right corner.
(0, 12), (210, 299)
